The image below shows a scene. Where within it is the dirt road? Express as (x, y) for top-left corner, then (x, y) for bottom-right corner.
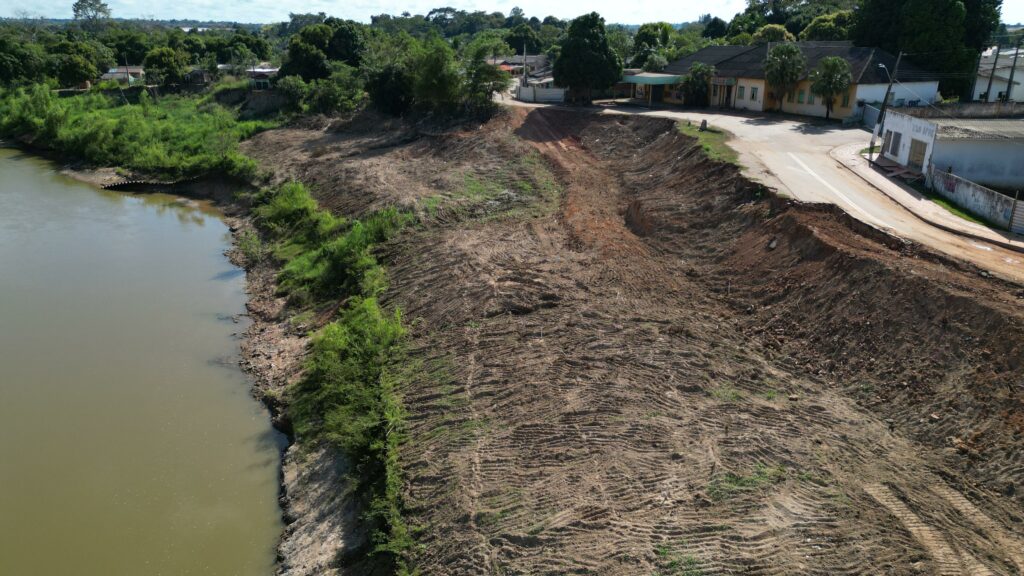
(507, 101), (1024, 284)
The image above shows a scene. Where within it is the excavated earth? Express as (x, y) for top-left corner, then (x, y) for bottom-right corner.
(244, 107), (1024, 576)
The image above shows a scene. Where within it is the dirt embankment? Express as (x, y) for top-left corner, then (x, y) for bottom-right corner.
(244, 107), (1024, 575)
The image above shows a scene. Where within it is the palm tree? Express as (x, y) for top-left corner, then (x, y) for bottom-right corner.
(810, 56), (852, 120)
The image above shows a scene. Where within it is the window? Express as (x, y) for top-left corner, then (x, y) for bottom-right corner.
(841, 91), (850, 107)
(798, 90), (805, 104)
(808, 92), (815, 105)
(738, 86), (745, 100)
(889, 131), (902, 155)
(751, 87), (758, 101)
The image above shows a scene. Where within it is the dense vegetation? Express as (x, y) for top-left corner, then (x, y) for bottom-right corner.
(0, 85), (268, 177)
(250, 180), (415, 570)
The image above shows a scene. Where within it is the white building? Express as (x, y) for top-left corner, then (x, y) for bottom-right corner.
(880, 110), (1024, 188)
(973, 46), (1022, 102)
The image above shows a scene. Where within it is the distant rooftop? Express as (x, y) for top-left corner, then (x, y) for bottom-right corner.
(930, 118), (1024, 140)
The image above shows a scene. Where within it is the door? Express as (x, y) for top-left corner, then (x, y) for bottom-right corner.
(908, 139), (927, 172)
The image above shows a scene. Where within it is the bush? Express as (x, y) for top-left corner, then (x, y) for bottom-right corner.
(276, 75), (309, 112)
(307, 65), (365, 115)
(366, 65), (414, 116)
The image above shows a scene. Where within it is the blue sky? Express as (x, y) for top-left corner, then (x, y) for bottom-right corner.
(3, 0), (1022, 25)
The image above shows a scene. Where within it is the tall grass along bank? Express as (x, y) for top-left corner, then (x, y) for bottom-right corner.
(0, 85), (273, 179)
(252, 181), (416, 572)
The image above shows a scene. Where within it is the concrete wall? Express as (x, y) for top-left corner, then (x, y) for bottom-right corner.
(855, 81), (940, 106)
(517, 86), (565, 103)
(973, 75), (1023, 102)
(733, 79), (765, 112)
(880, 110), (937, 170)
(930, 139), (1024, 188)
(929, 167), (1018, 229)
(902, 101), (1023, 119)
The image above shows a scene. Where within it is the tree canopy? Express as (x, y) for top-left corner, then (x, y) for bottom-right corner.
(800, 11), (853, 41)
(810, 55), (851, 119)
(752, 24), (796, 44)
(765, 42), (806, 109)
(552, 12), (622, 102)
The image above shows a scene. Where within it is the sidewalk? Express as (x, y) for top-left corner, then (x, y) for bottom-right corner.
(830, 142), (1024, 254)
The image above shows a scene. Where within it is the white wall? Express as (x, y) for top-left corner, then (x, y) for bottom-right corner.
(880, 110), (937, 170)
(931, 139), (1024, 188)
(929, 167), (1017, 229)
(855, 81), (940, 105)
(733, 79), (765, 112)
(517, 86), (565, 103)
(973, 75), (1023, 103)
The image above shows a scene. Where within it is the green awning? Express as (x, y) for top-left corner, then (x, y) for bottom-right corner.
(622, 73), (683, 85)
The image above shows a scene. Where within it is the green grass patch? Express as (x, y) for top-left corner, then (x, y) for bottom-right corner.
(677, 121), (739, 165)
(653, 543), (704, 576)
(709, 385), (744, 402)
(0, 84), (274, 179)
(707, 464), (787, 502)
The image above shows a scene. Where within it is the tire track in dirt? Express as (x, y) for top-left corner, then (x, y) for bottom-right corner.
(863, 483), (965, 575)
(930, 483), (1024, 573)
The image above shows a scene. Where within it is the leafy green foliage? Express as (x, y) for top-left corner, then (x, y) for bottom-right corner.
(810, 56), (851, 119)
(143, 46), (188, 85)
(506, 23), (541, 55)
(252, 180), (414, 569)
(702, 17), (729, 39)
(53, 53), (98, 87)
(765, 43), (806, 109)
(411, 36), (462, 113)
(852, 0), (1000, 97)
(800, 11), (853, 41)
(275, 75), (309, 112)
(752, 23), (796, 44)
(553, 12), (622, 102)
(0, 85), (269, 178)
(307, 64), (365, 115)
(684, 62), (715, 107)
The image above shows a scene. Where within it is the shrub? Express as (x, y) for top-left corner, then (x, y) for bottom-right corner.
(306, 65), (365, 115)
(276, 75), (309, 112)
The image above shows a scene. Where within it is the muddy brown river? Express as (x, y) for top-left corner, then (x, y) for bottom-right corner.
(0, 148), (283, 575)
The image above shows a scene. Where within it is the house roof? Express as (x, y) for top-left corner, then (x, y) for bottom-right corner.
(106, 66), (145, 74)
(664, 46), (755, 75)
(623, 72), (683, 85)
(665, 42), (940, 84)
(930, 118), (1024, 141)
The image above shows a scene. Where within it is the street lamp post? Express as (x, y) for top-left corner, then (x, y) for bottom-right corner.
(868, 52), (902, 166)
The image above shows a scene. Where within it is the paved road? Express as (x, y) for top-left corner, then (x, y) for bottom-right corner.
(505, 100), (1024, 283)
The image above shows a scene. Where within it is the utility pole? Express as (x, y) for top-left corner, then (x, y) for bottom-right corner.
(869, 51), (902, 166)
(1005, 38), (1022, 103)
(984, 43), (1000, 102)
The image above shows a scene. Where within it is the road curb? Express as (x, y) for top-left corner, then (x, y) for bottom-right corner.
(829, 146), (1024, 257)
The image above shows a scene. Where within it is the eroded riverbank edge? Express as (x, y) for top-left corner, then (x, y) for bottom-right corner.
(31, 152), (344, 575)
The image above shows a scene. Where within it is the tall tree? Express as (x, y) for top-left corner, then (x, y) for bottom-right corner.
(72, 0), (111, 29)
(702, 17), (729, 39)
(552, 12), (622, 103)
(810, 56), (851, 119)
(765, 43), (806, 110)
(143, 46), (188, 85)
(507, 23), (541, 55)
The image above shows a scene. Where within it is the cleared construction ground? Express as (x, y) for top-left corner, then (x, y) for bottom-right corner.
(245, 107), (1024, 575)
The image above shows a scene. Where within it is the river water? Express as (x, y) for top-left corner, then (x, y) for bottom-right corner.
(0, 148), (283, 575)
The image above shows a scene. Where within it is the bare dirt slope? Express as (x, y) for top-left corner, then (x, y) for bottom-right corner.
(388, 109), (1024, 575)
(247, 108), (1024, 575)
